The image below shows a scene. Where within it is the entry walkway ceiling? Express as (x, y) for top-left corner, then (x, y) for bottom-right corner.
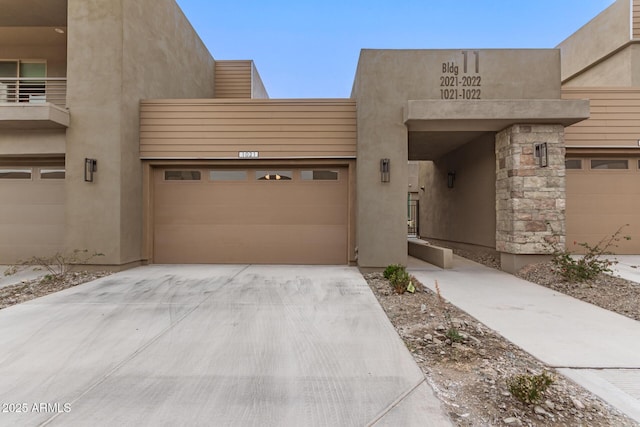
(0, 0), (67, 26)
(405, 99), (589, 160)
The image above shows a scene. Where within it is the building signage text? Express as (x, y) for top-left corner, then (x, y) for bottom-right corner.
(440, 50), (482, 100)
(238, 151), (259, 158)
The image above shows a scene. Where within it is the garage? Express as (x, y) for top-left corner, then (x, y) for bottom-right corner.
(153, 166), (349, 264)
(566, 157), (639, 253)
(0, 164), (65, 263)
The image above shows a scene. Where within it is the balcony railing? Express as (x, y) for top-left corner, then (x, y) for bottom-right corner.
(0, 77), (67, 107)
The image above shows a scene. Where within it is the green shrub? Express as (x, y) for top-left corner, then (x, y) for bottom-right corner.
(389, 268), (411, 294)
(383, 264), (404, 280)
(446, 328), (464, 343)
(383, 264), (416, 294)
(507, 371), (555, 404)
(549, 224), (630, 282)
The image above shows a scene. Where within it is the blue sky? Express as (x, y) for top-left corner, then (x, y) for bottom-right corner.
(176, 0), (616, 98)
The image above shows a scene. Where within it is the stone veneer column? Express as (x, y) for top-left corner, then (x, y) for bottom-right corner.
(495, 124), (566, 272)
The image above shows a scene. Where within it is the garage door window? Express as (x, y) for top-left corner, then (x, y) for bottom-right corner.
(209, 170), (247, 181)
(590, 160), (628, 170)
(40, 169), (65, 179)
(301, 170), (339, 180)
(565, 159), (582, 170)
(256, 170), (292, 180)
(0, 168), (31, 179)
(164, 170), (201, 181)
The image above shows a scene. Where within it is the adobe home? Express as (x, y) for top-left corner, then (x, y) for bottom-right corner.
(1, 0), (638, 272)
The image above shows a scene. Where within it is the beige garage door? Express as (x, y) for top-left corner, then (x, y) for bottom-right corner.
(0, 166), (65, 263)
(566, 157), (639, 253)
(153, 167), (348, 264)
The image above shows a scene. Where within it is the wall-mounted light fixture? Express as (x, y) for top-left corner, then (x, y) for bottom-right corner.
(380, 158), (390, 183)
(447, 171), (456, 188)
(84, 158), (97, 182)
(534, 142), (548, 167)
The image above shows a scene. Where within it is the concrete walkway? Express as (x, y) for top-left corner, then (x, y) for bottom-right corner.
(606, 255), (640, 284)
(409, 256), (640, 424)
(0, 265), (46, 289)
(0, 265), (451, 427)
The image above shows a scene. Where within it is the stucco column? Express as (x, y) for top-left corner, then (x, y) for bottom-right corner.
(495, 124), (566, 273)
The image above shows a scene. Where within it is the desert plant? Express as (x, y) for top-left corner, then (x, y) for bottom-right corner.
(507, 371), (555, 404)
(4, 249), (104, 280)
(389, 268), (411, 294)
(446, 327), (464, 343)
(434, 280), (462, 342)
(383, 264), (404, 280)
(548, 224), (630, 282)
(384, 264), (415, 294)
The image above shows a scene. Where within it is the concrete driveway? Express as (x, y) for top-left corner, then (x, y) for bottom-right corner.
(0, 265), (450, 426)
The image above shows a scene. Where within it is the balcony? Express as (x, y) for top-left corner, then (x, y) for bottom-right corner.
(0, 77), (69, 129)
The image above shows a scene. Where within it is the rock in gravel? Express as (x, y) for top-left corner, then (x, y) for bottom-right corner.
(467, 334), (481, 345)
(503, 417), (522, 425)
(534, 405), (547, 415)
(544, 400), (555, 410)
(424, 334), (433, 342)
(572, 397), (585, 410)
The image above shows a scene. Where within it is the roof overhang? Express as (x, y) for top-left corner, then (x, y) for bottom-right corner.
(404, 99), (590, 160)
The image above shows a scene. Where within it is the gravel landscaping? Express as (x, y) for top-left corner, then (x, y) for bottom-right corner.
(365, 272), (638, 426)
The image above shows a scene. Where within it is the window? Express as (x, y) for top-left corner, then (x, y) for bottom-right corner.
(209, 170), (247, 181)
(301, 170), (339, 180)
(0, 60), (46, 103)
(40, 169), (65, 179)
(255, 170), (292, 180)
(164, 170), (201, 181)
(0, 168), (32, 179)
(590, 159), (628, 170)
(565, 159), (582, 170)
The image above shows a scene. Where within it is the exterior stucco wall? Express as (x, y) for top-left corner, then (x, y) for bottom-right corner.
(562, 47), (634, 87)
(418, 134), (496, 249)
(352, 49), (562, 268)
(633, 43), (640, 85)
(65, 0), (215, 265)
(251, 62), (269, 99)
(558, 0), (631, 82)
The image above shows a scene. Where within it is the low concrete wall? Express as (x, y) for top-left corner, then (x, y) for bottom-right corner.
(408, 239), (453, 269)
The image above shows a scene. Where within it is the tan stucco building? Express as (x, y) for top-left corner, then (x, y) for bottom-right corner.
(1, 0), (638, 272)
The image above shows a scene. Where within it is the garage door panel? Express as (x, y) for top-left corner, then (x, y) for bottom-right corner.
(0, 208), (64, 225)
(567, 165), (639, 254)
(154, 224), (347, 264)
(0, 178), (65, 262)
(568, 195), (640, 214)
(153, 167), (349, 264)
(568, 173), (640, 191)
(0, 185), (64, 204)
(155, 203), (347, 226)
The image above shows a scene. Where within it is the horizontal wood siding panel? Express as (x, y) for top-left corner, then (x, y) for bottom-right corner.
(215, 61), (252, 99)
(562, 88), (640, 146)
(634, 0), (640, 39)
(140, 100), (357, 158)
